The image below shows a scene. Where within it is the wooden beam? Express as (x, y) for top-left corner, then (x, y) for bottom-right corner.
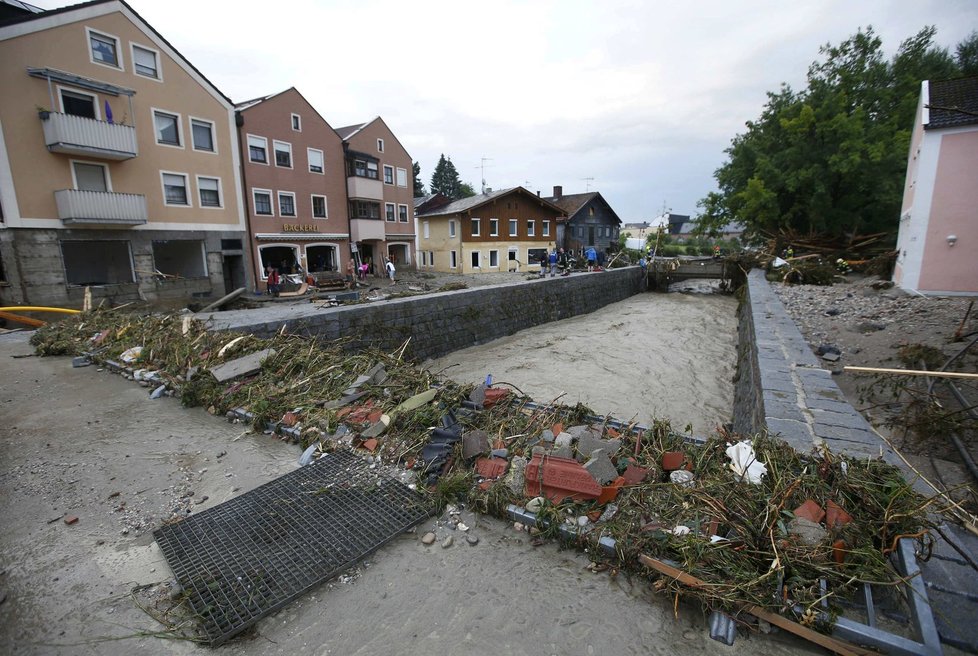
(0, 311), (45, 328)
(638, 554), (876, 656)
(843, 366), (978, 380)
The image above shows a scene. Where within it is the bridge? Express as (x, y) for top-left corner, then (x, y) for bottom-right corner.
(646, 256), (732, 290)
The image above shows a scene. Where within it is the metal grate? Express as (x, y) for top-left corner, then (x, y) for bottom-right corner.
(154, 449), (431, 646)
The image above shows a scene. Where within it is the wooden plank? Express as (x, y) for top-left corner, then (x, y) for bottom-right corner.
(638, 554), (876, 656)
(0, 310), (45, 328)
(844, 366), (978, 380)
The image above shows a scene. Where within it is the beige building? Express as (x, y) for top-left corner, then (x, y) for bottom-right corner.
(416, 187), (565, 274)
(335, 117), (414, 273)
(0, 0), (247, 308)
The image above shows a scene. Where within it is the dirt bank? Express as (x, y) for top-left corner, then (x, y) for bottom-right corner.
(0, 330), (817, 655)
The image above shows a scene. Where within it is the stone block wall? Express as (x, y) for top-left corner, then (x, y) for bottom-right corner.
(208, 267), (644, 361)
(733, 269), (897, 463)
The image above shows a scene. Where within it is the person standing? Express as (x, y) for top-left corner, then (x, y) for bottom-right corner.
(557, 248), (569, 276)
(385, 258), (396, 284)
(548, 249), (558, 277)
(346, 259), (356, 288)
(265, 266), (280, 297)
(585, 246), (597, 272)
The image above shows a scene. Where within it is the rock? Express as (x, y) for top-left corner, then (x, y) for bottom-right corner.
(466, 535), (479, 546)
(821, 352), (840, 362)
(504, 455), (527, 493)
(825, 308), (840, 316)
(583, 449), (618, 485)
(669, 470), (695, 487)
(441, 536), (454, 549)
(461, 430), (490, 460)
(576, 432), (621, 462)
(553, 431), (573, 448)
(63, 515), (79, 525)
(168, 583), (184, 600)
(815, 344), (841, 356)
(525, 496), (545, 513)
(788, 517), (828, 546)
(421, 532), (436, 545)
(490, 448), (508, 459)
(576, 515), (590, 527)
(468, 384), (486, 407)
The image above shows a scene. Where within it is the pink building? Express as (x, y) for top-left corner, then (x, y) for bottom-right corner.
(894, 76), (978, 295)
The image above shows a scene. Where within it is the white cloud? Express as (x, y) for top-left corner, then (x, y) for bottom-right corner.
(30, 0), (978, 219)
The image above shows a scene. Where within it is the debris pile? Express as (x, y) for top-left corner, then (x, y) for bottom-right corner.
(31, 308), (932, 633)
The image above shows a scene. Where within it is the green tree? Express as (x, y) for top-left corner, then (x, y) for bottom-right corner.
(956, 30), (978, 75)
(412, 161), (425, 197)
(697, 26), (969, 243)
(430, 154), (462, 199)
(457, 181), (476, 198)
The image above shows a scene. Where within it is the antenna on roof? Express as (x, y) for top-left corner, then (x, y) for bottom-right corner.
(476, 157), (494, 194)
(581, 177), (594, 192)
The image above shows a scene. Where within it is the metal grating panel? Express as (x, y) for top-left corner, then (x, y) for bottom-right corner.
(154, 450), (431, 646)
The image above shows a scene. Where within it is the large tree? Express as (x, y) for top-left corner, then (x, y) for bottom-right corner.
(697, 26), (971, 244)
(429, 154), (476, 200)
(412, 161), (425, 197)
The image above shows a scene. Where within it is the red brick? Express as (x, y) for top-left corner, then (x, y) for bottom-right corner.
(793, 499), (825, 524)
(623, 465), (650, 485)
(63, 515), (79, 525)
(597, 476), (626, 504)
(483, 388), (510, 408)
(826, 500), (853, 528)
(475, 457), (509, 480)
(524, 453), (601, 503)
(361, 438), (378, 452)
(661, 451), (688, 472)
(281, 411), (299, 427)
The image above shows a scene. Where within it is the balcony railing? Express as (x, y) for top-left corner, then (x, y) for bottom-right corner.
(347, 175), (383, 201)
(54, 189), (148, 226)
(41, 112), (138, 160)
(350, 218), (386, 242)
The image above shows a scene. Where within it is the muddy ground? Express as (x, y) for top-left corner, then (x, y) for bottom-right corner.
(0, 330), (818, 655)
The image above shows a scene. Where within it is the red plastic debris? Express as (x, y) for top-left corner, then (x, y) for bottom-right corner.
(524, 453), (602, 503)
(597, 476), (626, 504)
(475, 457), (509, 481)
(826, 500), (853, 528)
(483, 387), (510, 408)
(623, 465), (650, 485)
(793, 499), (826, 524)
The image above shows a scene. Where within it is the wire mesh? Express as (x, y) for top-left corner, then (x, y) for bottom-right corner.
(154, 449), (430, 645)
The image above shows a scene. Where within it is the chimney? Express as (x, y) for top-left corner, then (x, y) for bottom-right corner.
(537, 191), (541, 197)
(553, 185), (562, 199)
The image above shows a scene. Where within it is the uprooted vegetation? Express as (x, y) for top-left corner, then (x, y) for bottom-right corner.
(32, 308), (936, 631)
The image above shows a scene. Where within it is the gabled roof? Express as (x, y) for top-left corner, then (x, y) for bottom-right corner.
(927, 76), (978, 130)
(417, 186), (564, 218)
(234, 86), (341, 134)
(543, 191), (622, 225)
(334, 116), (412, 159)
(0, 0), (234, 106)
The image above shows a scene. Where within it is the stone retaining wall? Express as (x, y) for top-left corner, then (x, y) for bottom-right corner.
(732, 269), (896, 463)
(209, 267), (644, 362)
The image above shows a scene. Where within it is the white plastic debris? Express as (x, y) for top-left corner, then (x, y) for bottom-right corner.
(725, 440), (768, 484)
(771, 256), (788, 268)
(298, 443), (318, 466)
(671, 525), (692, 536)
(120, 346), (143, 363)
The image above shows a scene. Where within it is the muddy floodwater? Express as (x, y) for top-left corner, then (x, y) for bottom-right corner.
(428, 284), (738, 437)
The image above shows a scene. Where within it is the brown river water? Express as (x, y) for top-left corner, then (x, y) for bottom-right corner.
(426, 283), (738, 437)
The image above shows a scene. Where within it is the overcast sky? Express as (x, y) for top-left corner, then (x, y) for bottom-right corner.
(34, 0), (977, 221)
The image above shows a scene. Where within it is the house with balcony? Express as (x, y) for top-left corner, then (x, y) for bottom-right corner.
(335, 117), (414, 273)
(0, 0), (247, 308)
(544, 185), (621, 257)
(236, 88), (349, 292)
(416, 187), (565, 274)
(894, 75), (978, 295)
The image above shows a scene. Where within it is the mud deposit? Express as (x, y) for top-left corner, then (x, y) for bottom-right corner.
(428, 286), (737, 436)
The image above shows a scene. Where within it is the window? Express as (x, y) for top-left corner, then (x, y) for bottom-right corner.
(509, 219), (518, 237)
(307, 148), (324, 174)
(88, 29), (120, 68)
(527, 220), (535, 237)
(398, 205), (408, 222)
(247, 135), (267, 163)
(428, 251), (434, 266)
(449, 220), (456, 238)
(543, 221), (551, 237)
(291, 113), (301, 131)
(489, 250), (499, 268)
(420, 251), (427, 266)
(132, 44), (159, 79)
(589, 206), (595, 217)
(278, 192), (296, 216)
(396, 167), (407, 187)
(61, 240), (133, 286)
(352, 159), (379, 179)
(383, 165), (394, 185)
(470, 218), (480, 236)
(253, 189), (272, 215)
(274, 141), (292, 168)
(470, 251), (480, 268)
(162, 172), (189, 206)
(197, 176), (221, 207)
(154, 111), (180, 146)
(377, 138), (384, 152)
(191, 119), (215, 152)
(73, 161), (108, 192)
(489, 218), (499, 236)
(351, 201), (380, 219)
(152, 240), (206, 278)
(423, 221), (429, 239)
(450, 250), (457, 269)
(312, 195), (327, 218)
(385, 203), (396, 222)
(60, 89), (97, 119)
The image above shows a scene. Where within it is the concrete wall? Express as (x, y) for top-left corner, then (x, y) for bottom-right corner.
(207, 266), (644, 361)
(732, 269), (898, 464)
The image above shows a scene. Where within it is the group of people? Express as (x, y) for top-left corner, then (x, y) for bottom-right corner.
(343, 256), (396, 288)
(538, 246), (600, 277)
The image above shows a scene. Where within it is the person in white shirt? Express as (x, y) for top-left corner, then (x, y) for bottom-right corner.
(385, 258), (396, 284)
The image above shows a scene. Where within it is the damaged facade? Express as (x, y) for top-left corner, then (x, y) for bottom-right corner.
(0, 0), (249, 308)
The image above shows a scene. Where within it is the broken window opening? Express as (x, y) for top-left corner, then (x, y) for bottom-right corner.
(152, 240), (207, 279)
(61, 240), (133, 286)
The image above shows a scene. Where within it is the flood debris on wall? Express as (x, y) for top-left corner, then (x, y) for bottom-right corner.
(30, 307), (935, 649)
